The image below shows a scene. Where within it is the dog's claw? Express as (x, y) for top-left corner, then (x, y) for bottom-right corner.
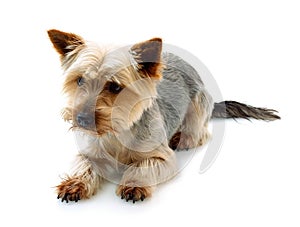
(59, 192), (81, 203)
(60, 193), (70, 203)
(75, 194), (80, 202)
(118, 185), (149, 203)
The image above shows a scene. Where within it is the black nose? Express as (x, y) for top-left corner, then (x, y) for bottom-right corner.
(76, 112), (94, 128)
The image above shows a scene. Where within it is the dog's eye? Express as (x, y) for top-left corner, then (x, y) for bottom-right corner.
(108, 82), (123, 94)
(77, 77), (84, 86)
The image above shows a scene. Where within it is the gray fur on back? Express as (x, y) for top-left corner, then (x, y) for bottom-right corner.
(132, 52), (207, 143)
(156, 53), (204, 139)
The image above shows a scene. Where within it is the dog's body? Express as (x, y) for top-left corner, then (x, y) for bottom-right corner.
(48, 29), (280, 203)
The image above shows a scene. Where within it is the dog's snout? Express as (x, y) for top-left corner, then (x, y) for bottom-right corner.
(76, 112), (94, 128)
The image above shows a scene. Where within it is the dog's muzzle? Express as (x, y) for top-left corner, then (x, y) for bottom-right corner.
(76, 112), (94, 129)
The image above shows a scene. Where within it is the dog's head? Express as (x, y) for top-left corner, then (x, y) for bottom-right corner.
(48, 29), (162, 136)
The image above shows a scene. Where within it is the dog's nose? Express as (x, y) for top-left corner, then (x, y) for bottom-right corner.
(76, 112), (94, 128)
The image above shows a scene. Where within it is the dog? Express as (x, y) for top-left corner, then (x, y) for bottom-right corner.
(48, 29), (280, 203)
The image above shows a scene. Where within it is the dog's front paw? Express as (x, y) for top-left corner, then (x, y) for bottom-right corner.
(56, 177), (87, 203)
(116, 185), (152, 203)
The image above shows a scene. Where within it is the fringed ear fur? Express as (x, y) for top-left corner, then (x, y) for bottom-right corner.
(47, 29), (84, 58)
(130, 38), (163, 78)
(48, 31), (163, 78)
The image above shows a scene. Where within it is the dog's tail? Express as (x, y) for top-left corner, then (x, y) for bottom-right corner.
(211, 101), (280, 121)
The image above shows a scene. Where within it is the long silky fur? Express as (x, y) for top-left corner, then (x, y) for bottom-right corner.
(49, 29), (280, 204)
(212, 101), (280, 121)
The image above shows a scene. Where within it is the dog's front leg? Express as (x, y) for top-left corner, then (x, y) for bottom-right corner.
(116, 147), (176, 203)
(56, 154), (102, 203)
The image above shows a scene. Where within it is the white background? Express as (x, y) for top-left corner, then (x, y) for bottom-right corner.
(0, 0), (299, 226)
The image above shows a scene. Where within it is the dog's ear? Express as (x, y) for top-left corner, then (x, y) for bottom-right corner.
(47, 29), (84, 57)
(130, 38), (162, 78)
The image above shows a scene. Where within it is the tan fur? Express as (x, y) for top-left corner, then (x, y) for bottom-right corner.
(48, 29), (208, 203)
(56, 154), (102, 202)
